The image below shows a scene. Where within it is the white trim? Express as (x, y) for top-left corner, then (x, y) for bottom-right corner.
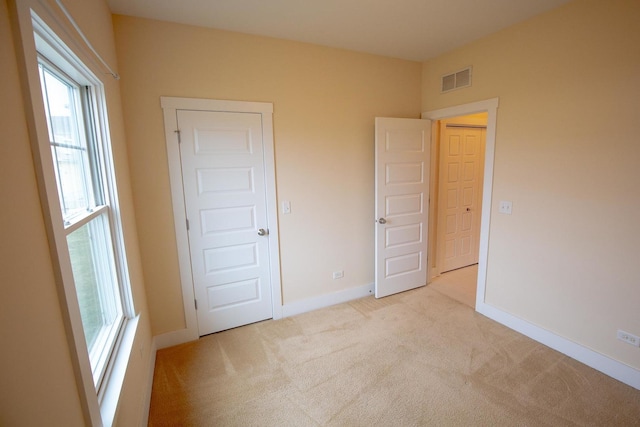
(261, 110), (284, 320)
(161, 104), (200, 342)
(282, 283), (374, 318)
(423, 98), (499, 311)
(423, 98), (499, 121)
(161, 96), (283, 341)
(478, 304), (640, 390)
(99, 316), (139, 426)
(160, 96), (273, 114)
(154, 327), (199, 350)
(140, 339), (157, 426)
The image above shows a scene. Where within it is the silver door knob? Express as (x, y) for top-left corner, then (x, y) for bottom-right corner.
(377, 218), (387, 224)
(258, 228), (269, 236)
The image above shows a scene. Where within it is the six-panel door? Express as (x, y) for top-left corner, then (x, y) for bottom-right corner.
(438, 125), (484, 273)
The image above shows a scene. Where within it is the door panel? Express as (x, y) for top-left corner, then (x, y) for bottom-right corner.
(438, 125), (485, 273)
(178, 110), (272, 335)
(375, 117), (431, 298)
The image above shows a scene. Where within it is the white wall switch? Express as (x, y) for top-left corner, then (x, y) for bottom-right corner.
(499, 200), (513, 215)
(282, 200), (291, 214)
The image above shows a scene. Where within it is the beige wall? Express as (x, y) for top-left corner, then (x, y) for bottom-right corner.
(422, 0), (640, 369)
(112, 15), (422, 335)
(1, 0), (154, 425)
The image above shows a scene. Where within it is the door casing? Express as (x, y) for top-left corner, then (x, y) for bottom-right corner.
(161, 97), (283, 343)
(423, 98), (499, 309)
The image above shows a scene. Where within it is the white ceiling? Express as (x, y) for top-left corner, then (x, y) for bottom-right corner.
(107, 0), (570, 62)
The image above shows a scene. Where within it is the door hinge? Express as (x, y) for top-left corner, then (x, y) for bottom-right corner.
(175, 129), (181, 143)
(186, 218), (190, 230)
(194, 299), (198, 310)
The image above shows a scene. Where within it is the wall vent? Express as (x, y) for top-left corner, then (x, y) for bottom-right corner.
(441, 67), (472, 93)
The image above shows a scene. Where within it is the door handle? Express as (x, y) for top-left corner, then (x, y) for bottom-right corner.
(258, 228), (269, 236)
(377, 218), (387, 224)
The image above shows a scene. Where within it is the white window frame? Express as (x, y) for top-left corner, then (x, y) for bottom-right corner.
(10, 1), (139, 425)
(38, 56), (126, 387)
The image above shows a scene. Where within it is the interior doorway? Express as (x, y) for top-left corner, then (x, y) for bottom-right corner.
(422, 98), (498, 311)
(428, 113), (487, 307)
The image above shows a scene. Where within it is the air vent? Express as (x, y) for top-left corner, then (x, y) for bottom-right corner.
(441, 67), (472, 93)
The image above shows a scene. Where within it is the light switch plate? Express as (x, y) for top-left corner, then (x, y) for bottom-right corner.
(282, 201), (291, 214)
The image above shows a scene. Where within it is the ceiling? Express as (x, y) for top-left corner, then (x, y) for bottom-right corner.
(107, 0), (571, 62)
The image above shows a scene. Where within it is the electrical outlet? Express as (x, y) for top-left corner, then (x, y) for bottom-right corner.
(332, 270), (344, 280)
(617, 330), (640, 347)
(498, 200), (513, 215)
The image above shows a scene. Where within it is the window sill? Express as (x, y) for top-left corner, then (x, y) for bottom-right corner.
(99, 315), (140, 426)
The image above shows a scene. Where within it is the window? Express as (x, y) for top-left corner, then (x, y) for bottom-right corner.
(38, 59), (127, 388)
(33, 17), (133, 402)
(10, 2), (139, 422)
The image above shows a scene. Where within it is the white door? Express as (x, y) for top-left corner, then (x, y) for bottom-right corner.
(438, 124), (485, 273)
(375, 117), (431, 298)
(178, 110), (273, 335)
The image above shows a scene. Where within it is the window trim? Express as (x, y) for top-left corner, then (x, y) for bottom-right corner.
(9, 1), (138, 425)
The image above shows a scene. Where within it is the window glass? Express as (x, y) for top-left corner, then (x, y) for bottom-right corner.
(39, 63), (97, 224)
(66, 214), (122, 356)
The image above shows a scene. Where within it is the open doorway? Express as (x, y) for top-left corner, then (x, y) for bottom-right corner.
(428, 113), (487, 308)
(422, 98), (498, 311)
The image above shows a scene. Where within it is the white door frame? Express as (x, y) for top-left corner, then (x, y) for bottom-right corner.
(423, 98), (499, 309)
(161, 97), (283, 343)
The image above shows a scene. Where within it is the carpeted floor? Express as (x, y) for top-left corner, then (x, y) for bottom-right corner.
(148, 285), (640, 426)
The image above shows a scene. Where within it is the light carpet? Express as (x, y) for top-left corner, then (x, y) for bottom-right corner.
(149, 285), (640, 426)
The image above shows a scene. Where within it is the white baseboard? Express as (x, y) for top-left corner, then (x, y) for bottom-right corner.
(282, 282), (374, 318)
(140, 339), (157, 427)
(477, 302), (640, 391)
(154, 327), (198, 350)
